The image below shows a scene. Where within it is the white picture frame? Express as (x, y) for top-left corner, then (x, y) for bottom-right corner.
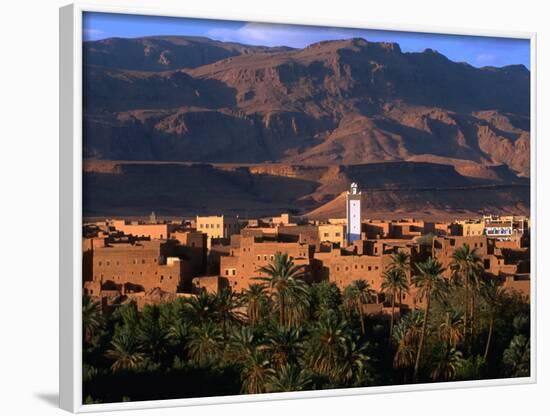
(59, 2), (537, 412)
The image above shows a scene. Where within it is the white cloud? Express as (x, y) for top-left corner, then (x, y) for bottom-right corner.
(475, 53), (497, 66)
(83, 28), (105, 41)
(207, 22), (356, 48)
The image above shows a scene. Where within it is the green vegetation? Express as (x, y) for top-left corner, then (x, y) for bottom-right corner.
(83, 249), (530, 403)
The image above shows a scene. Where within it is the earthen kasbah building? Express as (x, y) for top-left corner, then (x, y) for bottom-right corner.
(83, 185), (531, 312)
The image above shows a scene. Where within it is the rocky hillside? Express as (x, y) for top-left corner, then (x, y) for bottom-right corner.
(84, 36), (530, 176)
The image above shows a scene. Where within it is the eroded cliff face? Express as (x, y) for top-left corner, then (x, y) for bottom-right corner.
(83, 160), (529, 218)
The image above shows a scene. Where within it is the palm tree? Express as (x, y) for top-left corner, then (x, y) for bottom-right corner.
(159, 298), (188, 348)
(310, 280), (342, 319)
(393, 310), (423, 382)
(390, 250), (411, 274)
(343, 279), (374, 336)
(214, 288), (244, 338)
(502, 335), (530, 377)
(82, 295), (103, 346)
(285, 286), (311, 327)
(240, 349), (275, 394)
(261, 325), (304, 369)
(187, 321), (224, 367)
(305, 311), (350, 380)
(243, 284), (267, 326)
(480, 278), (507, 361)
(513, 314), (530, 335)
(226, 326), (257, 364)
(337, 338), (371, 387)
(266, 364), (312, 392)
(430, 347), (463, 382)
(167, 317), (190, 352)
(105, 330), (145, 373)
(412, 257), (448, 382)
(136, 305), (170, 365)
(255, 252), (309, 327)
(114, 303), (139, 332)
(393, 335), (416, 374)
(183, 290), (217, 324)
(390, 250), (411, 306)
(439, 310), (464, 349)
(381, 268), (409, 337)
(450, 244), (483, 341)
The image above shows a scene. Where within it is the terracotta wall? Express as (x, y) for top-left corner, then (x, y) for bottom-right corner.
(87, 241), (187, 294)
(220, 238), (313, 292)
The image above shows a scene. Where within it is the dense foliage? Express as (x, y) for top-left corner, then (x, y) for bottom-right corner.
(83, 250), (530, 403)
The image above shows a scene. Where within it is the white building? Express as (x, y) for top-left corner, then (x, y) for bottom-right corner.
(196, 215), (240, 249)
(346, 182), (362, 244)
(483, 215), (527, 241)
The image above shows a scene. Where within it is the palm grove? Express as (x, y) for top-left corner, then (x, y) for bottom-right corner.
(83, 245), (530, 403)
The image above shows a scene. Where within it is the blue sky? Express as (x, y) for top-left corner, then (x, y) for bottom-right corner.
(83, 12), (530, 69)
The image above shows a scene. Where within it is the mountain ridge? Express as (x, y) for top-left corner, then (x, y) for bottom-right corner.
(82, 36), (530, 217)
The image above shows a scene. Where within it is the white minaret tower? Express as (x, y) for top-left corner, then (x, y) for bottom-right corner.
(346, 182), (362, 244)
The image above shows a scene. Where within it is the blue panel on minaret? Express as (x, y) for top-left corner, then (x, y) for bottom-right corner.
(348, 233), (361, 242)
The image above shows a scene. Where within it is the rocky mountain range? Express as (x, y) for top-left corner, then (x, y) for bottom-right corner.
(83, 35), (530, 218)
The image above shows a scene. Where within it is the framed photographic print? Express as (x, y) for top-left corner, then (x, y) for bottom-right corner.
(59, 2), (537, 412)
